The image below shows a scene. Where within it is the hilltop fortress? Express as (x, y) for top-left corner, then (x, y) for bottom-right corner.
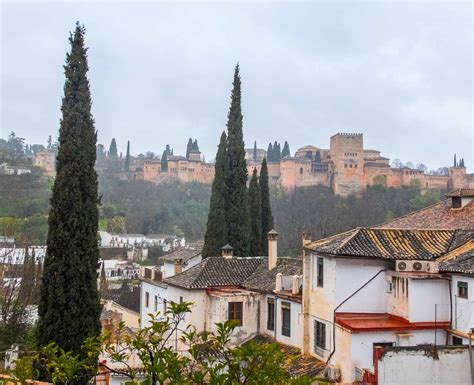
(137, 133), (472, 196)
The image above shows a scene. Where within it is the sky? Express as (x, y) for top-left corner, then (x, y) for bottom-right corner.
(1, 1), (472, 170)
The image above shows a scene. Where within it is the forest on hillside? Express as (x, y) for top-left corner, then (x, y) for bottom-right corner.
(1, 172), (442, 255)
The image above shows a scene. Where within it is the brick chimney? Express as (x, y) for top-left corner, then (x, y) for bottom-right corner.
(268, 229), (278, 270)
(301, 232), (312, 248)
(174, 259), (183, 275)
(221, 244), (234, 259)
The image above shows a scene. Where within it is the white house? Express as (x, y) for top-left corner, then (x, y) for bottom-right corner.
(159, 248), (202, 279)
(99, 259), (140, 281)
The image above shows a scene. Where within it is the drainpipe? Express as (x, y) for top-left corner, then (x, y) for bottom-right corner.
(326, 269), (387, 365)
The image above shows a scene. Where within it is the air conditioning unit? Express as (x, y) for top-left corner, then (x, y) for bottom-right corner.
(325, 366), (341, 381)
(396, 260), (438, 273)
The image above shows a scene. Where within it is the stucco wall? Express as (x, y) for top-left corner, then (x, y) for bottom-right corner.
(409, 279), (450, 322)
(377, 346), (470, 385)
(452, 275), (474, 334)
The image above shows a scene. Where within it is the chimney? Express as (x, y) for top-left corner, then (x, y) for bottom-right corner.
(268, 229), (278, 270)
(221, 244), (234, 259)
(292, 275), (300, 295)
(174, 259), (183, 275)
(301, 232), (312, 248)
(275, 272), (282, 291)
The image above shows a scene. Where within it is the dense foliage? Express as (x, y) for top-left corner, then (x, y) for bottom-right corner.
(248, 168), (262, 256)
(38, 24), (101, 378)
(14, 302), (310, 384)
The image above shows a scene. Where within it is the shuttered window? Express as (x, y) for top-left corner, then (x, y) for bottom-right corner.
(281, 302), (291, 337)
(228, 302), (243, 326)
(314, 320), (326, 355)
(267, 298), (275, 331)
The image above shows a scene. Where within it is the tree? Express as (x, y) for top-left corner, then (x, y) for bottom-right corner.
(161, 150), (168, 172)
(267, 143), (274, 162)
(193, 139), (199, 152)
(281, 141), (290, 158)
(259, 157), (273, 255)
(253, 141), (258, 162)
(314, 150), (321, 163)
(37, 23), (101, 381)
(202, 132), (228, 259)
(186, 138), (193, 158)
(109, 138), (118, 158)
(99, 263), (108, 299)
(454, 154), (457, 167)
(248, 168), (262, 256)
(391, 158), (402, 169)
(274, 141), (281, 161)
(15, 302), (310, 384)
(124, 140), (130, 171)
(225, 64), (249, 256)
(47, 135), (53, 151)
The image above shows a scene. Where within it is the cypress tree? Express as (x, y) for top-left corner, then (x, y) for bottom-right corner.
(225, 64), (249, 256)
(248, 168), (262, 256)
(202, 132), (228, 258)
(186, 138), (193, 158)
(193, 139), (199, 152)
(38, 23), (101, 368)
(109, 138), (117, 157)
(281, 141), (290, 158)
(125, 140), (130, 171)
(253, 141), (258, 162)
(259, 157), (273, 254)
(267, 143), (273, 162)
(315, 149), (321, 163)
(161, 150), (168, 172)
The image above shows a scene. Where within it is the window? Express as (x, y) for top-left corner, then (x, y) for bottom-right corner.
(300, 167), (303, 175)
(453, 336), (463, 345)
(145, 291), (149, 308)
(314, 321), (326, 355)
(228, 302), (243, 326)
(458, 281), (468, 299)
(154, 295), (158, 312)
(281, 302), (291, 337)
(317, 257), (324, 287)
(267, 298), (275, 331)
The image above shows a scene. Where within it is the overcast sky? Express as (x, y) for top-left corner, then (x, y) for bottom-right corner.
(1, 1), (472, 170)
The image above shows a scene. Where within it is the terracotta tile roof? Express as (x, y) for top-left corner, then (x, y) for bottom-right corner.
(335, 312), (450, 332)
(242, 257), (302, 292)
(305, 228), (468, 260)
(163, 257), (264, 289)
(446, 189), (474, 198)
(247, 335), (325, 378)
(438, 241), (474, 275)
(159, 248), (202, 263)
(375, 199), (474, 230)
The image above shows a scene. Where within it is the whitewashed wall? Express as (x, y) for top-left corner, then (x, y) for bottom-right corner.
(409, 279), (450, 322)
(452, 275), (474, 337)
(378, 346), (470, 385)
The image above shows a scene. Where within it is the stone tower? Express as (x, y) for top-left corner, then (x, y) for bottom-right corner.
(330, 133), (364, 196)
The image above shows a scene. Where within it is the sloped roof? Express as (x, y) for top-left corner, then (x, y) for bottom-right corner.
(163, 257), (264, 289)
(375, 199), (474, 230)
(438, 240), (474, 275)
(247, 335), (325, 378)
(446, 189), (474, 198)
(242, 258), (302, 292)
(304, 228), (469, 260)
(160, 248), (202, 263)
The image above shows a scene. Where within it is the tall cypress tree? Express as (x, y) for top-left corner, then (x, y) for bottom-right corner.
(267, 143), (273, 162)
(109, 138), (117, 157)
(186, 138), (193, 158)
(161, 150), (168, 172)
(315, 149), (321, 163)
(259, 157), (273, 254)
(38, 24), (101, 366)
(282, 141), (290, 158)
(225, 64), (248, 256)
(202, 132), (228, 258)
(253, 141), (258, 162)
(248, 168), (262, 256)
(125, 140), (130, 171)
(193, 139), (199, 152)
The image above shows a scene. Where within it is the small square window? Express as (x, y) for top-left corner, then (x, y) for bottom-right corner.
(458, 282), (468, 299)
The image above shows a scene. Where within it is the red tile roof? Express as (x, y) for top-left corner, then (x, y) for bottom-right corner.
(335, 313), (450, 332)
